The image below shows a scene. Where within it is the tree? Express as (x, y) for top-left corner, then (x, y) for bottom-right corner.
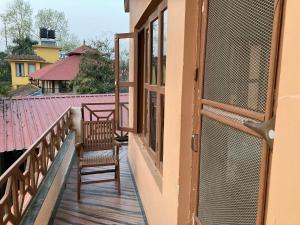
(0, 52), (11, 82)
(8, 37), (38, 55)
(35, 9), (68, 41)
(1, 0), (33, 41)
(60, 34), (81, 52)
(73, 40), (115, 94)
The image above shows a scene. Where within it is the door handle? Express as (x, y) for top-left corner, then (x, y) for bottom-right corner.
(243, 117), (276, 149)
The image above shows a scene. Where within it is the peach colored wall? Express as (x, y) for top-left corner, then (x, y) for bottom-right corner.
(127, 0), (197, 225)
(265, 1), (300, 224)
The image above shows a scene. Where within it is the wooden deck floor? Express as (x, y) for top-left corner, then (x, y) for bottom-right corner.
(51, 146), (148, 225)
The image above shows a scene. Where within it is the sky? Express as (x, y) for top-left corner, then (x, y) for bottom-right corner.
(0, 0), (129, 51)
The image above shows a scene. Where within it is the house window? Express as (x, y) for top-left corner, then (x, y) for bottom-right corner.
(28, 64), (36, 75)
(16, 63), (24, 77)
(151, 19), (159, 85)
(162, 9), (168, 85)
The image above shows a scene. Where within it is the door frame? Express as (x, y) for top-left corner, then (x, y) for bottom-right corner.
(189, 0), (284, 224)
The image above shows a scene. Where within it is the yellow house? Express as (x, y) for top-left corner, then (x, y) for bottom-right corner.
(7, 45), (61, 89)
(32, 45), (61, 63)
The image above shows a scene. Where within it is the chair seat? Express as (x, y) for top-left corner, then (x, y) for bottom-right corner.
(80, 150), (117, 167)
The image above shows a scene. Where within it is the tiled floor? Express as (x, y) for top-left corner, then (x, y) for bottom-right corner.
(52, 146), (148, 225)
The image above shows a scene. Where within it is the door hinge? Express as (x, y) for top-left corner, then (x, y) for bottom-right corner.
(191, 133), (199, 152)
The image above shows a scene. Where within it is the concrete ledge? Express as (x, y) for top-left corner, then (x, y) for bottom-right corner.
(21, 131), (76, 225)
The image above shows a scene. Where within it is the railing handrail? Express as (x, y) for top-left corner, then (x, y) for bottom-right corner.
(0, 107), (72, 184)
(0, 107), (73, 225)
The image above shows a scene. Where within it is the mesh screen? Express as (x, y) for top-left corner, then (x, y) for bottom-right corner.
(203, 0), (275, 112)
(198, 116), (262, 225)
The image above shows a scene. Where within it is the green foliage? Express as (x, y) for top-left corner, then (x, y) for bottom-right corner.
(0, 52), (11, 82)
(1, 0), (33, 41)
(73, 45), (115, 94)
(60, 34), (81, 52)
(0, 83), (12, 97)
(8, 37), (38, 55)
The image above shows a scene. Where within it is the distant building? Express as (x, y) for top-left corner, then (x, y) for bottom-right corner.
(6, 28), (62, 89)
(31, 44), (93, 94)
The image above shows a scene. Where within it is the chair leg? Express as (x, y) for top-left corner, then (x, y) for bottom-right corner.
(77, 166), (81, 201)
(116, 164), (121, 195)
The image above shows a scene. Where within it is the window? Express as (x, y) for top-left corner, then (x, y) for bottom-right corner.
(143, 4), (167, 171)
(28, 64), (36, 75)
(16, 63), (24, 77)
(115, 1), (167, 172)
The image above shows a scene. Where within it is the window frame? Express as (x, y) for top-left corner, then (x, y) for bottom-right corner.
(139, 2), (167, 173)
(16, 63), (25, 77)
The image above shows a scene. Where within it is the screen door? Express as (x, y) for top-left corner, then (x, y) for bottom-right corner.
(191, 0), (283, 224)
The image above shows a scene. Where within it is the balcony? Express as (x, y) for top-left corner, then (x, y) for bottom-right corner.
(0, 100), (143, 225)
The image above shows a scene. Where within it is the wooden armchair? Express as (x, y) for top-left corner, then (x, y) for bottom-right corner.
(76, 119), (121, 200)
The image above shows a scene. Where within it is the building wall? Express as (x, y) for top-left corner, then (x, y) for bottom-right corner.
(265, 1), (300, 224)
(10, 61), (41, 89)
(129, 1), (300, 225)
(128, 0), (197, 224)
(33, 45), (61, 63)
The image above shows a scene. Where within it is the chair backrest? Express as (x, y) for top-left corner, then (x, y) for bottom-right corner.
(82, 119), (115, 151)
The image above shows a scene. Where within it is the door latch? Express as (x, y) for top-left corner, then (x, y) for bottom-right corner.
(243, 117), (276, 149)
(191, 133), (199, 152)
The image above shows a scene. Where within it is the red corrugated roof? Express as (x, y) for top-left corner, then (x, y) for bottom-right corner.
(30, 55), (81, 81)
(0, 94), (128, 152)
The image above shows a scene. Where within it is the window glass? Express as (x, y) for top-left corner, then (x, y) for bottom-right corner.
(151, 19), (159, 84)
(28, 64), (36, 74)
(119, 38), (130, 82)
(16, 63), (24, 77)
(162, 9), (168, 85)
(149, 91), (157, 151)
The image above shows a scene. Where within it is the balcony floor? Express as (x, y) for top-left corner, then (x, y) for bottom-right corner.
(51, 146), (148, 225)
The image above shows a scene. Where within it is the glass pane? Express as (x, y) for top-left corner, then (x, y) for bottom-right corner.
(143, 90), (148, 136)
(119, 38), (130, 82)
(151, 19), (159, 85)
(198, 116), (262, 225)
(149, 91), (157, 151)
(162, 10), (168, 85)
(160, 95), (165, 162)
(16, 64), (24, 77)
(145, 29), (149, 83)
(119, 87), (129, 128)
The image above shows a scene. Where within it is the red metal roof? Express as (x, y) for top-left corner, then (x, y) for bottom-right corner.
(30, 55), (81, 81)
(0, 94), (128, 152)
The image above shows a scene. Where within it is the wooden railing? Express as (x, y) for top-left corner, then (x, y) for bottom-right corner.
(81, 102), (128, 140)
(0, 108), (72, 225)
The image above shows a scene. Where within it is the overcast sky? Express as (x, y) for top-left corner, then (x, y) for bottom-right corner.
(0, 0), (129, 51)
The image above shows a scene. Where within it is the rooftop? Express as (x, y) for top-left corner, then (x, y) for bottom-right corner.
(0, 94), (128, 152)
(30, 44), (94, 81)
(6, 54), (46, 62)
